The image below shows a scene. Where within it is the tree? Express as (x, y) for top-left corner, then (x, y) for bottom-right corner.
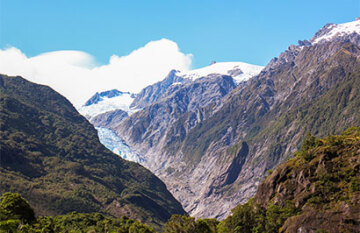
(0, 192), (36, 224)
(165, 215), (217, 233)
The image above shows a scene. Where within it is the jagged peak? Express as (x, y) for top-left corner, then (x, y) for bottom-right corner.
(78, 89), (137, 120)
(84, 89), (132, 106)
(311, 19), (360, 44)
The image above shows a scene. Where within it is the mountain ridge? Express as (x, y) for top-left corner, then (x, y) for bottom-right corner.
(110, 20), (360, 219)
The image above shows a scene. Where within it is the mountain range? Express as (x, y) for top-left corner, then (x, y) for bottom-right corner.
(79, 19), (360, 219)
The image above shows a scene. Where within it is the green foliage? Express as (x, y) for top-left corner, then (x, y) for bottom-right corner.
(295, 133), (323, 161)
(215, 199), (296, 233)
(349, 177), (360, 192)
(0, 192), (35, 224)
(23, 213), (154, 233)
(164, 215), (218, 233)
(128, 221), (154, 233)
(301, 133), (320, 151)
(0, 192), (155, 233)
(264, 201), (296, 233)
(0, 219), (21, 232)
(196, 218), (219, 233)
(218, 199), (264, 233)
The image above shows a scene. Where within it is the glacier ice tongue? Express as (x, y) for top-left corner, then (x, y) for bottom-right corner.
(96, 127), (144, 163)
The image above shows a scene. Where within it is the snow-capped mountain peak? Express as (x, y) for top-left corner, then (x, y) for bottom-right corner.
(177, 62), (264, 84)
(311, 18), (360, 44)
(77, 89), (137, 119)
(84, 89), (132, 106)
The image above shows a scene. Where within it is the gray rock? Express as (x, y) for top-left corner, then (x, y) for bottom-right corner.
(90, 109), (128, 128)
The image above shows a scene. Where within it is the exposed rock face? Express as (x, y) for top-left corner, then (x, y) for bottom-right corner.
(131, 70), (187, 109)
(116, 74), (236, 157)
(130, 62), (264, 109)
(90, 109), (128, 128)
(113, 24), (360, 219)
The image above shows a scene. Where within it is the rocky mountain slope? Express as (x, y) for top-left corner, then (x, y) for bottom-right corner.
(163, 128), (360, 232)
(0, 74), (186, 228)
(218, 127), (360, 232)
(108, 19), (360, 219)
(130, 62), (263, 109)
(78, 62), (263, 163)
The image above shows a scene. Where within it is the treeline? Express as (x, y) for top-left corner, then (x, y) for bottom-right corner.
(0, 192), (292, 233)
(0, 192), (153, 233)
(0, 192), (311, 233)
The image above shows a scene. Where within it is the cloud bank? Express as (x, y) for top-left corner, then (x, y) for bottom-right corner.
(0, 39), (193, 106)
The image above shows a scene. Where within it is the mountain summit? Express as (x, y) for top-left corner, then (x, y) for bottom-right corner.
(311, 19), (360, 44)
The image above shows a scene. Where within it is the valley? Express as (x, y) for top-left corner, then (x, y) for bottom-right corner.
(1, 10), (360, 232)
(78, 19), (360, 220)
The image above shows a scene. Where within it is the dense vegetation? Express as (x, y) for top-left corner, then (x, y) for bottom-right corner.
(0, 74), (185, 229)
(0, 192), (154, 232)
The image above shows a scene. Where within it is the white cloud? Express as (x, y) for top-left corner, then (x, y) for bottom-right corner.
(0, 39), (193, 106)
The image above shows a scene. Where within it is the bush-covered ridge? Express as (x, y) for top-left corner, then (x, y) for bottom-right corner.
(0, 74), (186, 228)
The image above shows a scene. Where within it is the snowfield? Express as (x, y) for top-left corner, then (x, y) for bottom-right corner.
(178, 62), (264, 84)
(78, 93), (138, 119)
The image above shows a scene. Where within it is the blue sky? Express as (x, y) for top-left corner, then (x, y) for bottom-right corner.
(1, 0), (359, 68)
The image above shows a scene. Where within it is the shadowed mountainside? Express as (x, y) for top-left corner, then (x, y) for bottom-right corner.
(0, 74), (186, 228)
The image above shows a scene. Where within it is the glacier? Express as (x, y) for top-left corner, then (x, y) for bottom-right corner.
(96, 127), (144, 163)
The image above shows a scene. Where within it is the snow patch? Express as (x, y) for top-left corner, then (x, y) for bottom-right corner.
(178, 62), (263, 84)
(171, 82), (183, 86)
